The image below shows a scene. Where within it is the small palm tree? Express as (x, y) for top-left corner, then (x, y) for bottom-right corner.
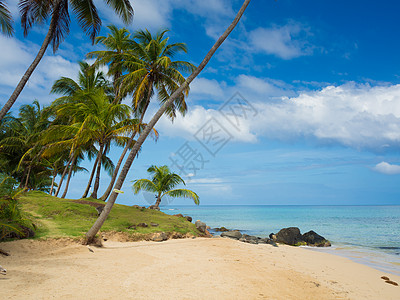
(132, 165), (199, 209)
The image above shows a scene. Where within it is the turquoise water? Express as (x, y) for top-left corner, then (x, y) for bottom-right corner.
(161, 205), (400, 275)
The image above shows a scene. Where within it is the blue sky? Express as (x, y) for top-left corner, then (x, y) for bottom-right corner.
(1, 0), (400, 205)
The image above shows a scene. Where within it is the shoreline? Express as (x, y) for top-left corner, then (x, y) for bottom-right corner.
(0, 237), (399, 299)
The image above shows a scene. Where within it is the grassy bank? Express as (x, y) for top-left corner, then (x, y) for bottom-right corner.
(18, 191), (201, 240)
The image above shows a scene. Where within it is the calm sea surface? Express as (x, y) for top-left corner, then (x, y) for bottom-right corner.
(161, 205), (400, 275)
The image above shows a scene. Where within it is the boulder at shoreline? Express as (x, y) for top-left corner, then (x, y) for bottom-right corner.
(221, 230), (242, 240)
(276, 227), (304, 245)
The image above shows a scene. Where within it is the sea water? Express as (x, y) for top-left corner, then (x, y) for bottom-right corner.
(161, 205), (400, 276)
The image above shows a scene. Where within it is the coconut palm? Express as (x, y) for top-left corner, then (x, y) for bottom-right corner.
(0, 0), (133, 122)
(133, 165), (199, 209)
(86, 25), (133, 100)
(98, 28), (195, 201)
(0, 0), (13, 36)
(85, 0), (251, 243)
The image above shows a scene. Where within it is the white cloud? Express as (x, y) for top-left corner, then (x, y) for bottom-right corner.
(249, 23), (314, 59)
(373, 162), (400, 175)
(0, 35), (80, 105)
(190, 77), (226, 98)
(158, 81), (400, 152)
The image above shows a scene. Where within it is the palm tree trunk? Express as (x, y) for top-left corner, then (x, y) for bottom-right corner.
(55, 153), (74, 197)
(82, 155), (100, 198)
(85, 0), (251, 243)
(24, 164), (32, 189)
(90, 143), (104, 199)
(49, 170), (56, 195)
(154, 194), (162, 208)
(61, 155), (76, 198)
(100, 81), (153, 201)
(0, 7), (58, 122)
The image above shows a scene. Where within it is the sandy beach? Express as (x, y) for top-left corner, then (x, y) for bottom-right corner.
(0, 237), (399, 300)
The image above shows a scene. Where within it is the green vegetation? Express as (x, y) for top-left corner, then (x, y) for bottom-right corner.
(19, 191), (201, 239)
(133, 165), (199, 209)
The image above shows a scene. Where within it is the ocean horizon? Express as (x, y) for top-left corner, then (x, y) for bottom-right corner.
(161, 204), (400, 276)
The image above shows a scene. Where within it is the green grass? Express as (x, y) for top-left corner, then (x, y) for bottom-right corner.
(19, 191), (202, 240)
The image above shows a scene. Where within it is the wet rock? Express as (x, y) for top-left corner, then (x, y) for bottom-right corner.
(240, 234), (259, 244)
(221, 230), (242, 240)
(214, 227), (229, 232)
(276, 227), (304, 246)
(302, 230), (331, 247)
(195, 220), (207, 233)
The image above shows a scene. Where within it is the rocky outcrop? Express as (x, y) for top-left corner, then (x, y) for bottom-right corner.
(302, 230), (331, 247)
(214, 227), (229, 232)
(185, 216), (192, 222)
(148, 205), (160, 210)
(150, 232), (168, 242)
(275, 227), (304, 245)
(221, 230), (242, 240)
(174, 214), (192, 222)
(195, 220), (207, 233)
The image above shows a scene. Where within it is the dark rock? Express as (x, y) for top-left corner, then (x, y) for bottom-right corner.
(240, 234), (259, 244)
(258, 238), (272, 244)
(276, 227), (304, 246)
(214, 227), (229, 232)
(302, 230), (331, 247)
(95, 206), (103, 215)
(173, 213), (184, 218)
(151, 232), (168, 242)
(221, 230), (242, 240)
(137, 223), (148, 228)
(185, 216), (192, 222)
(127, 224), (137, 229)
(150, 223), (159, 227)
(148, 205), (160, 211)
(195, 220), (207, 233)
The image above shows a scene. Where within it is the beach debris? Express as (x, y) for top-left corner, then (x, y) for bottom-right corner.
(220, 230), (242, 240)
(0, 248), (10, 256)
(385, 280), (398, 286)
(0, 265), (6, 275)
(195, 220), (207, 233)
(150, 232), (168, 242)
(87, 246), (94, 253)
(381, 276), (390, 281)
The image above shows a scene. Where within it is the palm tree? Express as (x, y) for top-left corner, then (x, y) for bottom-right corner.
(85, 0), (252, 243)
(86, 25), (133, 101)
(98, 28), (195, 201)
(0, 0), (13, 36)
(0, 0), (133, 122)
(133, 165), (199, 209)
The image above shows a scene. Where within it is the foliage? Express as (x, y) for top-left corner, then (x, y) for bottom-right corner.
(133, 165), (199, 208)
(0, 174), (33, 241)
(18, 191), (201, 238)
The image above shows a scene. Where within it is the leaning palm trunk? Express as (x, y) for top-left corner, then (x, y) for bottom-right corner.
(82, 156), (100, 198)
(0, 5), (58, 122)
(89, 144), (104, 199)
(49, 170), (57, 195)
(85, 0), (251, 243)
(23, 164), (32, 189)
(61, 155), (76, 198)
(100, 81), (153, 201)
(55, 152), (74, 197)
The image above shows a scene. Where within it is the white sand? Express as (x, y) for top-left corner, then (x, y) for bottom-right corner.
(0, 237), (399, 299)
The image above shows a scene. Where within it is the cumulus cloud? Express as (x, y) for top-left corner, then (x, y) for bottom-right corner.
(158, 81), (400, 152)
(0, 35), (79, 105)
(373, 162), (400, 175)
(249, 22), (315, 59)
